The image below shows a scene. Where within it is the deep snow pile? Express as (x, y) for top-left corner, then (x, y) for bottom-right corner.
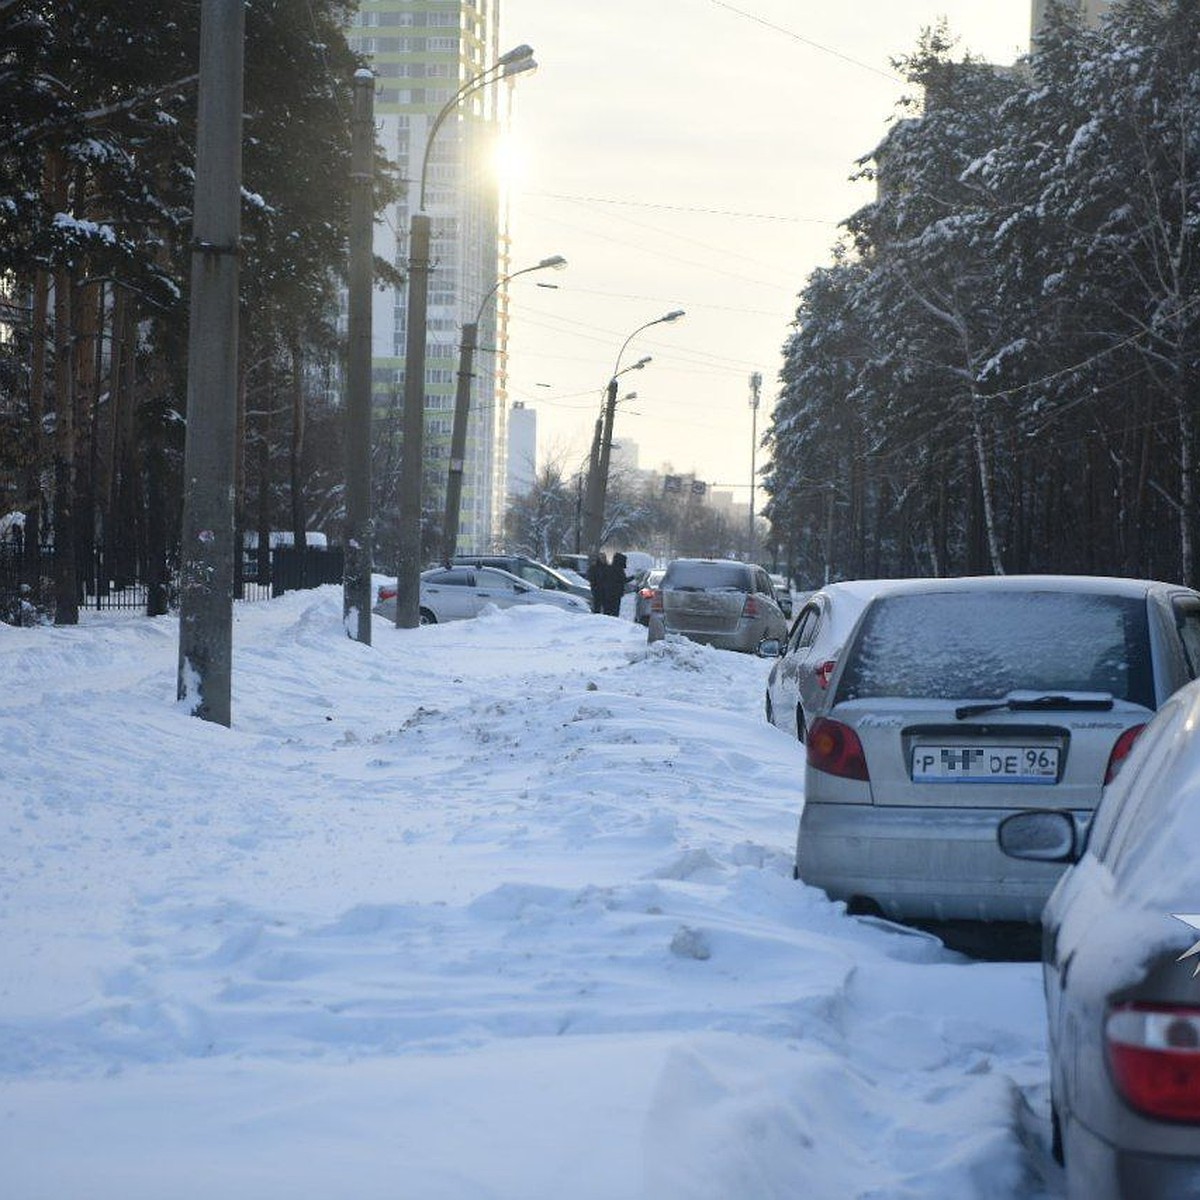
(1, 588), (1056, 1199)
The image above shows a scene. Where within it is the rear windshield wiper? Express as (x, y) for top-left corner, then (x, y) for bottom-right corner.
(955, 692), (1115, 720)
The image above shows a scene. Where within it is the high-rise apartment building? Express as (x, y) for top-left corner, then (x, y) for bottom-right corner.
(347, 0), (510, 555)
(506, 401), (536, 497)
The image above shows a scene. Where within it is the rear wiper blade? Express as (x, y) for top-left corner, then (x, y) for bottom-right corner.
(955, 692), (1115, 720)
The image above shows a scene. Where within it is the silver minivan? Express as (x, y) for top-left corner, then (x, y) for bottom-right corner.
(797, 575), (1200, 924)
(648, 559), (787, 653)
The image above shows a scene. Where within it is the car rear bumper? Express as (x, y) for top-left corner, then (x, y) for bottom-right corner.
(1064, 1116), (1200, 1200)
(795, 800), (1080, 922)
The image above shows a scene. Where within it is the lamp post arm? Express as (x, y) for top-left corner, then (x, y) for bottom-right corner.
(419, 67), (501, 211)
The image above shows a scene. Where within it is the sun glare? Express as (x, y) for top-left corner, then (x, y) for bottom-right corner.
(492, 131), (528, 192)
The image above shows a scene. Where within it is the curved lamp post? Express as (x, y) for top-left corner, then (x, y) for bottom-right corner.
(441, 254), (565, 563)
(582, 310), (685, 554)
(394, 44), (537, 628)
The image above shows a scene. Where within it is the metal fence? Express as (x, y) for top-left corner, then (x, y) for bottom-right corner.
(0, 541), (343, 624)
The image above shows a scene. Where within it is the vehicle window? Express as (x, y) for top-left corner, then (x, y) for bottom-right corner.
(1174, 599), (1200, 677)
(516, 564), (554, 588)
(426, 569), (471, 586)
(480, 569), (516, 591)
(664, 562), (750, 591)
(788, 605), (818, 652)
(836, 590), (1154, 706)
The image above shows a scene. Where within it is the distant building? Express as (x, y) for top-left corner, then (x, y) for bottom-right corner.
(610, 436), (639, 476)
(1031, 0), (1112, 41)
(346, 1), (510, 554)
(507, 401), (536, 497)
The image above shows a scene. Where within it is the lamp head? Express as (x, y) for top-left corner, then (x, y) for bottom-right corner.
(633, 356), (651, 369)
(498, 44), (535, 65)
(538, 255), (567, 271)
(502, 57), (538, 79)
(661, 309), (685, 323)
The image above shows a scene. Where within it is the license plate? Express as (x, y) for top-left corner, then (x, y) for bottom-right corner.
(912, 745), (1059, 783)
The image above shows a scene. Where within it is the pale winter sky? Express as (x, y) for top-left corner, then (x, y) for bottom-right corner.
(497, 1), (1032, 500)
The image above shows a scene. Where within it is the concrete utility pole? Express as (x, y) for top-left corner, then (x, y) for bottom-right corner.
(343, 70), (375, 644)
(394, 210), (430, 628)
(441, 318), (477, 564)
(748, 371), (761, 558)
(176, 0), (244, 726)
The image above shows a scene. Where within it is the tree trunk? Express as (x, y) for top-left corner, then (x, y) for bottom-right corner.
(289, 338), (307, 552)
(23, 270), (49, 589)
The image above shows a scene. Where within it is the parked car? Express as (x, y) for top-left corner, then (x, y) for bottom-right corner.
(551, 553), (590, 578)
(797, 574), (1200, 926)
(998, 677), (1200, 1197)
(452, 554), (591, 604)
(760, 579), (886, 741)
(374, 566), (589, 624)
(633, 568), (665, 626)
(769, 573), (794, 619)
(647, 559), (788, 653)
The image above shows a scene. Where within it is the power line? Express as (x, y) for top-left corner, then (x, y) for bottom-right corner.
(704, 0), (903, 83)
(522, 190), (837, 224)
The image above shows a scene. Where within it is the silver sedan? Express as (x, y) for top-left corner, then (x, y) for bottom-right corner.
(374, 566), (590, 624)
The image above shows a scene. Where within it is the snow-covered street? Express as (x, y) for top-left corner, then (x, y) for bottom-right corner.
(2, 590), (1057, 1198)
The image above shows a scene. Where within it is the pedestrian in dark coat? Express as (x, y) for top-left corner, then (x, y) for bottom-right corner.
(587, 553), (608, 614)
(603, 552), (631, 617)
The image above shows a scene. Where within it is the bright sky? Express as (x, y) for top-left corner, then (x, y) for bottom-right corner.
(499, 1), (1031, 497)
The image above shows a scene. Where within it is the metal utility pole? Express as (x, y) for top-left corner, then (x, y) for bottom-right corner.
(748, 371), (762, 559)
(343, 70), (374, 644)
(176, 0), (245, 726)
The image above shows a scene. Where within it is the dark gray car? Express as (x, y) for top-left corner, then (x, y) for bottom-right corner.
(999, 676), (1200, 1198)
(647, 558), (787, 653)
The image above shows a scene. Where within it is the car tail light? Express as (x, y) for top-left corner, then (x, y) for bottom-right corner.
(377, 584), (397, 602)
(1105, 724), (1146, 783)
(816, 660), (837, 690)
(742, 595), (759, 618)
(807, 717), (870, 781)
(1107, 1003), (1200, 1122)
(639, 586), (654, 598)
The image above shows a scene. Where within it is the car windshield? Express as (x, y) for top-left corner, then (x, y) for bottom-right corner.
(665, 563), (749, 591)
(836, 590), (1154, 707)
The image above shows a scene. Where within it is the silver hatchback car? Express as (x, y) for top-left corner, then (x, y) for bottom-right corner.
(797, 575), (1200, 925)
(648, 558), (788, 653)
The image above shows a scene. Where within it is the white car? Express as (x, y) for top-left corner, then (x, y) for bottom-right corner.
(374, 566), (589, 625)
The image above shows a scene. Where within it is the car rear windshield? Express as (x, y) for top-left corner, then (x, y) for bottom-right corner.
(836, 590), (1154, 707)
(664, 563), (750, 591)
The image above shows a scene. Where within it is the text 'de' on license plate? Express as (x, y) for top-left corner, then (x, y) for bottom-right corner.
(911, 745), (1060, 783)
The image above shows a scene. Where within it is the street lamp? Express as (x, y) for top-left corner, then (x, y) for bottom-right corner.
(394, 44), (537, 628)
(441, 253), (565, 563)
(581, 310), (684, 554)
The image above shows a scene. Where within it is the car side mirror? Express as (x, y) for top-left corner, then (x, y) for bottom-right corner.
(996, 810), (1079, 864)
(757, 638), (783, 658)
